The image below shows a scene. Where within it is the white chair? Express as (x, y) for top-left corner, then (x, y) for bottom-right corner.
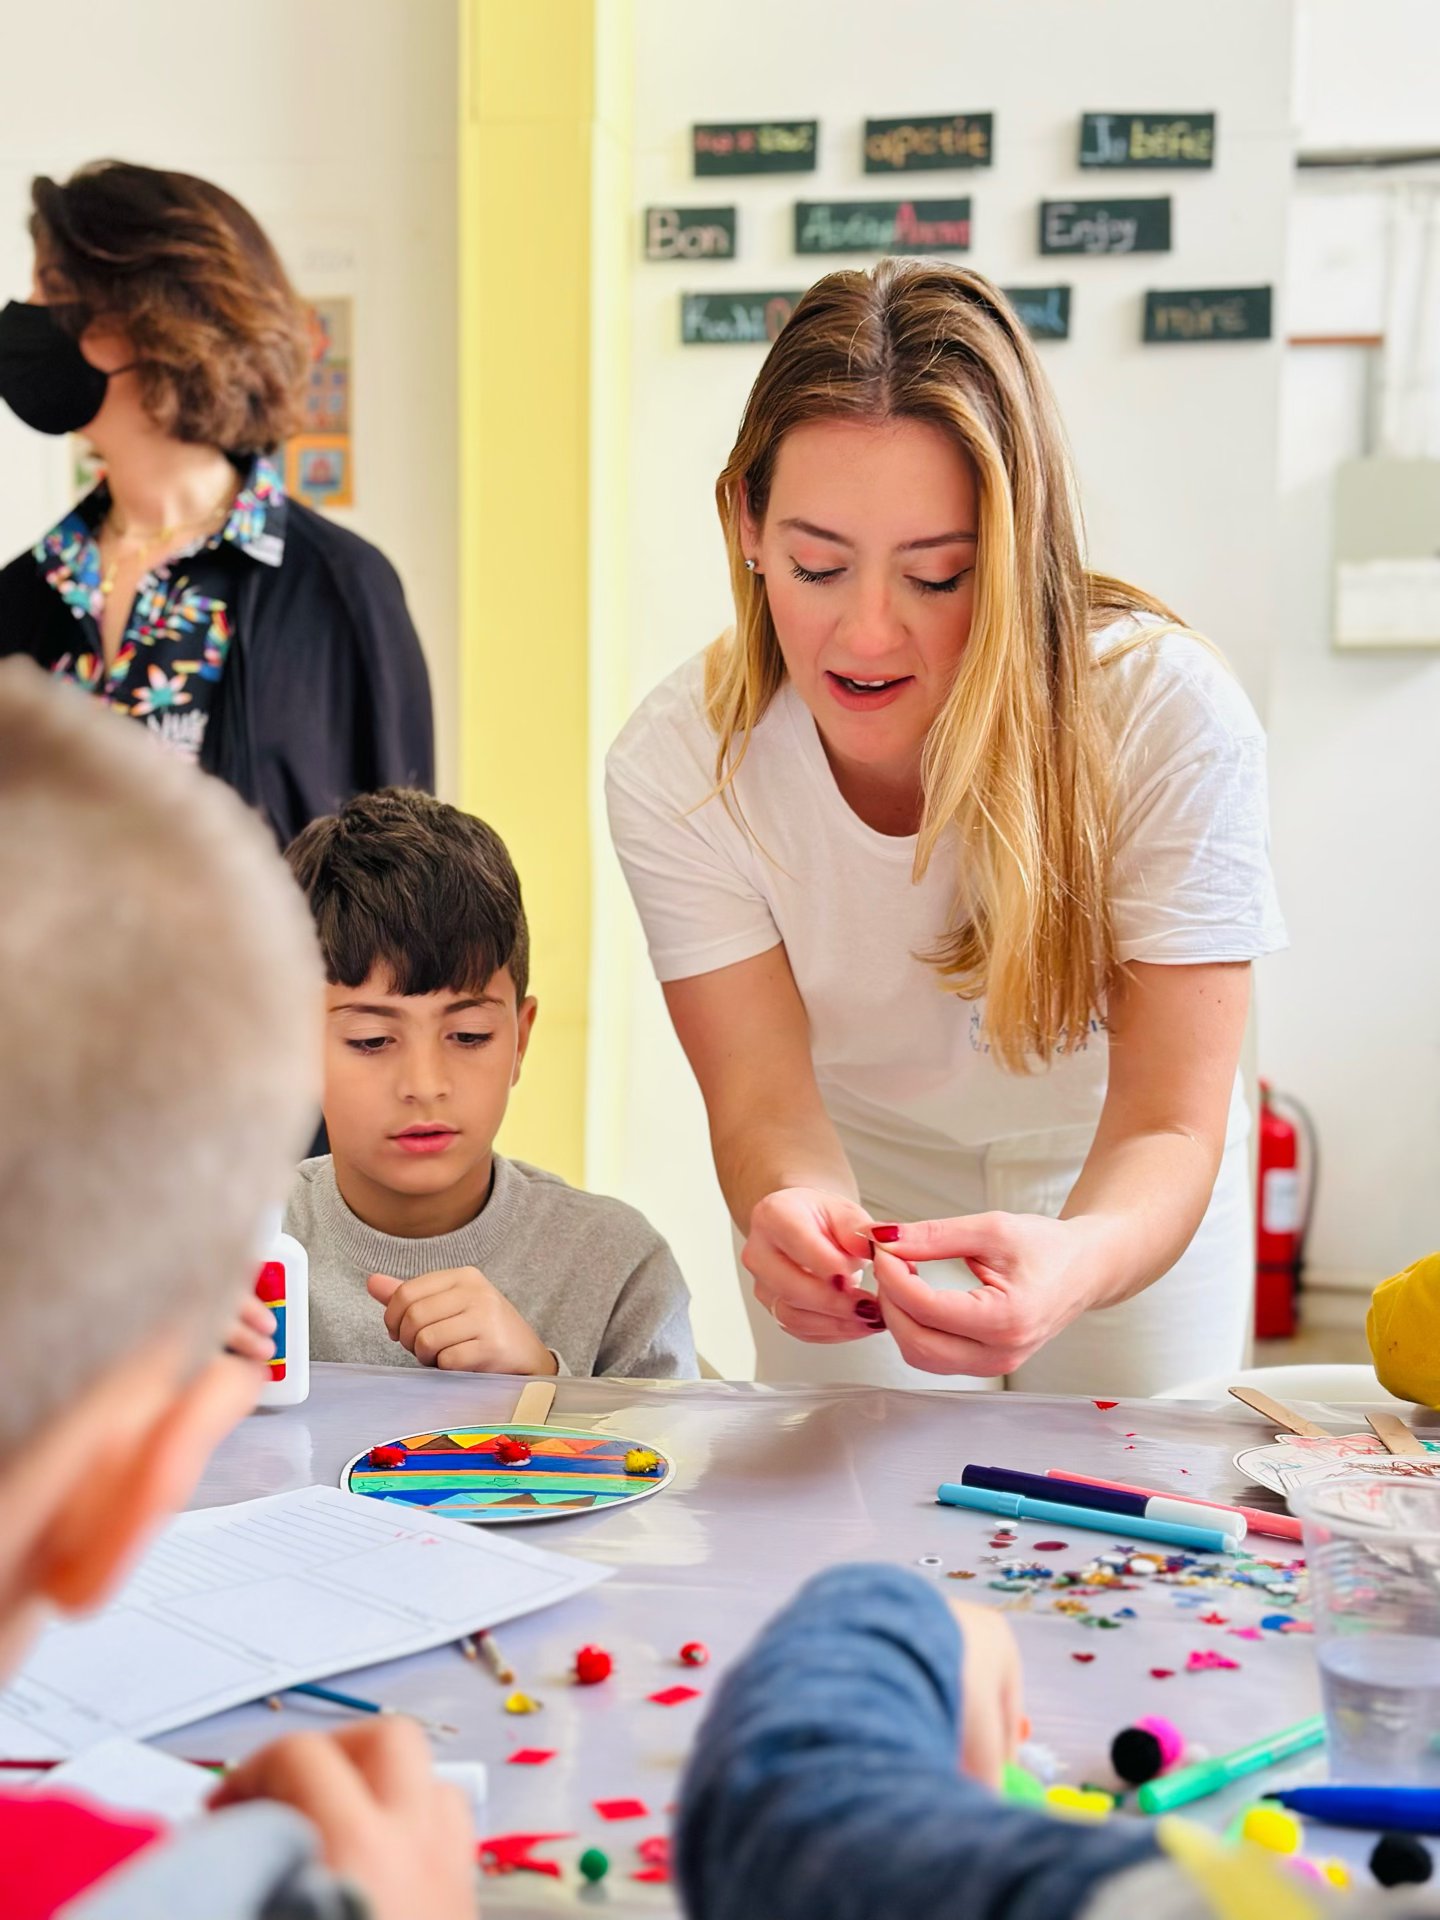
(1156, 1362), (1411, 1408)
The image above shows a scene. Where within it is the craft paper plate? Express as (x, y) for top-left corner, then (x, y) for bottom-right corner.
(1233, 1432), (1440, 1500)
(341, 1423), (674, 1524)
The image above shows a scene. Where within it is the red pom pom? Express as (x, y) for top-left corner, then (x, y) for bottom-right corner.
(679, 1641), (709, 1667)
(494, 1436), (533, 1466)
(575, 1645), (613, 1685)
(367, 1445), (406, 1470)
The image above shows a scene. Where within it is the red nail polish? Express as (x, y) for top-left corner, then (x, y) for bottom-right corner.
(872, 1225), (901, 1243)
(831, 1274), (850, 1292)
(854, 1297), (882, 1325)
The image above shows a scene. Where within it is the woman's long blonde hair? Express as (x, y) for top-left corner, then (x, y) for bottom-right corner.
(706, 258), (1181, 1071)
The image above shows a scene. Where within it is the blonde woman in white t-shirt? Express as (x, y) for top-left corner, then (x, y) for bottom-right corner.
(607, 260), (1285, 1395)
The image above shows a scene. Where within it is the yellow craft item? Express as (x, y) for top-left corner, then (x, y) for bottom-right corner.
(504, 1691), (542, 1715)
(1239, 1804), (1301, 1855)
(1320, 1858), (1350, 1889)
(1045, 1785), (1114, 1820)
(1368, 1253), (1440, 1407)
(625, 1448), (663, 1474)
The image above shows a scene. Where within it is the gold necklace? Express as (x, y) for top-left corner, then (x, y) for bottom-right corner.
(98, 477), (238, 600)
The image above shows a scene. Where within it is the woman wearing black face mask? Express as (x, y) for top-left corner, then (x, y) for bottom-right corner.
(0, 161), (434, 848)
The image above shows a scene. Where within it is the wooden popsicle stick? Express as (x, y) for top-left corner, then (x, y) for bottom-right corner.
(1228, 1386), (1330, 1437)
(513, 1379), (556, 1427)
(1366, 1410), (1428, 1457)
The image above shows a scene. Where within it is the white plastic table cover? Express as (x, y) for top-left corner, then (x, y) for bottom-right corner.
(176, 1364), (1430, 1914)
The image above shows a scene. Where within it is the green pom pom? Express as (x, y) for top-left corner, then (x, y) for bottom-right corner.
(579, 1847), (610, 1883)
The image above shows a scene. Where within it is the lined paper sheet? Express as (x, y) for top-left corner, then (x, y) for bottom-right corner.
(0, 1486), (608, 1758)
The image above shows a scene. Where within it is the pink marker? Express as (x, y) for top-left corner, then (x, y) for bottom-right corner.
(1048, 1469), (1303, 1544)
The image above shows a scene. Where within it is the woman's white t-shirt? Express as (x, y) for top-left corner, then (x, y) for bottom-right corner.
(605, 618), (1287, 1225)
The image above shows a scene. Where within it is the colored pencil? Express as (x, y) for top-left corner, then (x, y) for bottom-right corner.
(1047, 1469), (1303, 1544)
(461, 1629), (514, 1685)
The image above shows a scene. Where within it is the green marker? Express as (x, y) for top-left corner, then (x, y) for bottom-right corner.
(1137, 1714), (1326, 1814)
(1002, 1761), (1047, 1806)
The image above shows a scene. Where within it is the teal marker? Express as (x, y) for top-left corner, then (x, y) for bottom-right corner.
(1137, 1715), (1327, 1814)
(936, 1483), (1238, 1555)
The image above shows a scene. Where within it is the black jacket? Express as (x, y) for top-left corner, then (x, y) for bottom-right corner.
(0, 496), (434, 849)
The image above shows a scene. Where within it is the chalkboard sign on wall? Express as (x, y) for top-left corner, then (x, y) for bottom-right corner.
(645, 207), (737, 261)
(1001, 286), (1072, 341)
(1143, 286), (1272, 342)
(681, 291), (803, 345)
(1080, 113), (1216, 169)
(1039, 198), (1171, 255)
(693, 121), (817, 176)
(795, 198), (971, 255)
(864, 114), (994, 173)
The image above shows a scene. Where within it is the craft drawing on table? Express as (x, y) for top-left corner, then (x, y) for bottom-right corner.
(1234, 1433), (1440, 1498)
(341, 1423), (675, 1524)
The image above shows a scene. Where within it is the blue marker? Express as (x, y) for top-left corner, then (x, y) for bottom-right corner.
(1270, 1785), (1440, 1833)
(937, 1482), (1239, 1554)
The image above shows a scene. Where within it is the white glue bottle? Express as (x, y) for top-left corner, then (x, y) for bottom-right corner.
(254, 1210), (309, 1408)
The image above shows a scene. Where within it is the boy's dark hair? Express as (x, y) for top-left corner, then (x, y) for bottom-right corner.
(285, 788), (530, 1001)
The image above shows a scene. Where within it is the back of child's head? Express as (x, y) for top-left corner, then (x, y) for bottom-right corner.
(285, 787), (530, 1000)
(0, 661), (321, 1448)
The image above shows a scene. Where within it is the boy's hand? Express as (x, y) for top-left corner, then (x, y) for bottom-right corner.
(948, 1601), (1025, 1789)
(368, 1266), (558, 1375)
(222, 1292), (277, 1363)
(210, 1720), (474, 1920)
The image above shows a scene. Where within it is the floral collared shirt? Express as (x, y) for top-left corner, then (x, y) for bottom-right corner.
(29, 453), (287, 762)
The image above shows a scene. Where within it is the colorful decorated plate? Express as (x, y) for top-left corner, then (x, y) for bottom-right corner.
(1234, 1432), (1440, 1499)
(340, 1423), (674, 1524)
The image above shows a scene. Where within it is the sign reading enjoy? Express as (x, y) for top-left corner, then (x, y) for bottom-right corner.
(1039, 197), (1171, 255)
(1001, 286), (1072, 341)
(693, 121), (817, 176)
(1143, 286), (1272, 343)
(1080, 113), (1216, 169)
(864, 113), (993, 173)
(680, 291), (803, 346)
(644, 207), (736, 262)
(794, 198), (971, 255)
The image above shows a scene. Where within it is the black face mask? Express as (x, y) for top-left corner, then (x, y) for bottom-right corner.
(0, 300), (112, 435)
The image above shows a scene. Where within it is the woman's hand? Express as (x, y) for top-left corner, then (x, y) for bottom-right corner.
(368, 1267), (558, 1375)
(871, 1213), (1108, 1376)
(949, 1600), (1026, 1788)
(743, 1186), (882, 1343)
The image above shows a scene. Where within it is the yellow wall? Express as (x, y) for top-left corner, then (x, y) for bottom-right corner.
(458, 0), (599, 1181)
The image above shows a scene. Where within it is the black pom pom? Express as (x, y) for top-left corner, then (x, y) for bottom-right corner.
(1110, 1726), (1165, 1786)
(1370, 1832), (1433, 1888)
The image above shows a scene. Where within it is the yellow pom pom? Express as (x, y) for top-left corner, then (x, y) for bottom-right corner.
(1368, 1253), (1440, 1408)
(1321, 1858), (1350, 1889)
(1240, 1804), (1302, 1855)
(625, 1447), (663, 1474)
(503, 1690), (542, 1714)
(1045, 1785), (1114, 1820)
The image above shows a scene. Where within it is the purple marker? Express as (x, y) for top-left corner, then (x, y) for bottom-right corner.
(959, 1466), (1246, 1541)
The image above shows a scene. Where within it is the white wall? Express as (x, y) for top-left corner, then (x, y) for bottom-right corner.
(1263, 1), (1440, 1295)
(0, 0), (460, 797)
(593, 0), (1298, 1376)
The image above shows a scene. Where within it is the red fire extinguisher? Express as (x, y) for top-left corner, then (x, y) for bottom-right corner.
(1255, 1080), (1317, 1340)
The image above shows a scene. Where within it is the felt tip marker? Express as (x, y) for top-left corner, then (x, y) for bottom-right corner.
(959, 1466), (1246, 1541)
(1136, 1715), (1326, 1814)
(1269, 1785), (1440, 1833)
(936, 1483), (1239, 1554)
(1048, 1470), (1303, 1545)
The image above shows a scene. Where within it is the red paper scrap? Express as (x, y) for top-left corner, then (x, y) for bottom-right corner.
(1093, 1400), (1118, 1410)
(478, 1832), (574, 1878)
(637, 1837), (670, 1866)
(1150, 1668), (1175, 1679)
(648, 1685), (701, 1706)
(1071, 1652), (1096, 1663)
(1199, 1611), (1228, 1626)
(594, 1798), (650, 1822)
(633, 1868), (670, 1884)
(505, 1749), (556, 1766)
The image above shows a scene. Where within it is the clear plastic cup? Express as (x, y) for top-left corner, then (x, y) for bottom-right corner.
(1292, 1475), (1440, 1783)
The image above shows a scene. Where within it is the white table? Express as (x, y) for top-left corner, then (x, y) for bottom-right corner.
(176, 1365), (1422, 1913)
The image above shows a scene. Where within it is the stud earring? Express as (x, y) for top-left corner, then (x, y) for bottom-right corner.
(744, 558), (757, 572)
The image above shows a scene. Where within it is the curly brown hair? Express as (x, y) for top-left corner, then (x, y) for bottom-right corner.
(30, 160), (310, 454)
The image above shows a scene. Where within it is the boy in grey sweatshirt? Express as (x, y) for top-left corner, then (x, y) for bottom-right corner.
(281, 789), (696, 1381)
